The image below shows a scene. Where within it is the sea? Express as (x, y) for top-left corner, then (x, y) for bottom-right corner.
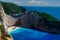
(23, 6), (60, 20)
(10, 27), (60, 40)
(10, 6), (60, 40)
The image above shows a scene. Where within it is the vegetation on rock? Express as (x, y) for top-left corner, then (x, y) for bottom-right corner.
(37, 12), (58, 21)
(1, 2), (26, 15)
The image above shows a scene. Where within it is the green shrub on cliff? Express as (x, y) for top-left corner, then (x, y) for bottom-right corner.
(37, 12), (58, 21)
(1, 2), (26, 15)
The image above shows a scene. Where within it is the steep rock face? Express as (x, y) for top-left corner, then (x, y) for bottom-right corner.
(15, 11), (40, 27)
(15, 11), (60, 34)
(1, 2), (26, 26)
(5, 14), (17, 26)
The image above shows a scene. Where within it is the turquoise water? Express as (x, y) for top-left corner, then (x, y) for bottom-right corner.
(10, 6), (60, 40)
(10, 28), (60, 40)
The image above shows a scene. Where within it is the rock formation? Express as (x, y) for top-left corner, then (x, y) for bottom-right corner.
(15, 11), (60, 34)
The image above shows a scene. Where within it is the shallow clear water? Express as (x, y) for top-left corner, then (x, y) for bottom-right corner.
(9, 6), (60, 40)
(10, 27), (60, 40)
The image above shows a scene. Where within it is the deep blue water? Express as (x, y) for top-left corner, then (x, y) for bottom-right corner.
(10, 28), (60, 40)
(23, 6), (60, 20)
(10, 6), (60, 40)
